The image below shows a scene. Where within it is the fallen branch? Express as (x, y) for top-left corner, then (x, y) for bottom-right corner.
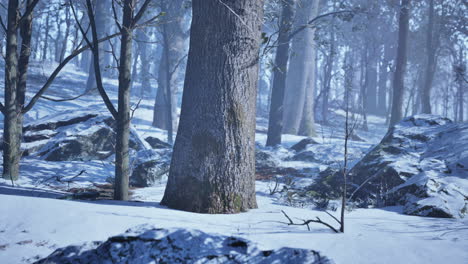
(281, 210), (340, 233)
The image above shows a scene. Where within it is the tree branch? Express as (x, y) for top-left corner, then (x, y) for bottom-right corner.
(281, 210), (339, 233)
(132, 0), (153, 27)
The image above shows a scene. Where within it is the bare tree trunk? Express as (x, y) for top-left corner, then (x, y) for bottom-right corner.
(321, 29), (335, 126)
(161, 0), (263, 213)
(266, 0), (294, 146)
(2, 0), (20, 181)
(114, 0), (135, 201)
(421, 0), (436, 114)
(389, 0), (410, 127)
(137, 28), (151, 98)
(377, 43), (390, 116)
(59, 5), (71, 63)
(283, 0), (319, 135)
(152, 0), (187, 131)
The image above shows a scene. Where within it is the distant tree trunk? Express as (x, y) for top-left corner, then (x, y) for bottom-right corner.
(365, 44), (378, 115)
(138, 28), (152, 98)
(114, 0), (135, 201)
(130, 47), (140, 90)
(421, 0), (436, 114)
(377, 43), (391, 116)
(42, 13), (50, 61)
(321, 29), (335, 126)
(266, 0), (294, 146)
(152, 0), (187, 131)
(59, 6), (71, 63)
(359, 48), (368, 131)
(161, 0), (263, 213)
(283, 0), (319, 135)
(298, 60), (318, 137)
(389, 0), (410, 127)
(54, 11), (62, 63)
(456, 48), (465, 122)
(2, 0), (20, 181)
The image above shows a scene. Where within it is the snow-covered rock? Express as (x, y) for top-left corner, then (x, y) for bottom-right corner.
(34, 225), (332, 264)
(22, 110), (150, 161)
(349, 115), (468, 218)
(130, 149), (171, 187)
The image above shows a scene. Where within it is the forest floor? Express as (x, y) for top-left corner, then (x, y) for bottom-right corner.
(0, 63), (467, 263)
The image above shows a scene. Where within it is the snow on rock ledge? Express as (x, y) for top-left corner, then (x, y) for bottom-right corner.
(34, 225), (332, 264)
(350, 115), (468, 218)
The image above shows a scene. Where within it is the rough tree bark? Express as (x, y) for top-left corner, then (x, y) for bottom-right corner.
(2, 0), (21, 181)
(266, 0), (295, 146)
(389, 0), (410, 127)
(161, 0), (263, 213)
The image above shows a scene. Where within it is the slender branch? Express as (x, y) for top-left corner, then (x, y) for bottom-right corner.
(18, 0), (39, 25)
(324, 211), (342, 225)
(132, 0), (153, 26)
(39, 88), (96, 102)
(111, 0), (123, 32)
(0, 16), (6, 33)
(22, 32), (121, 113)
(85, 0), (118, 118)
(0, 102), (4, 114)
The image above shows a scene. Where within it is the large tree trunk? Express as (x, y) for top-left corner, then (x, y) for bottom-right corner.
(389, 0), (410, 127)
(266, 0), (294, 146)
(282, 0), (319, 135)
(114, 0), (134, 201)
(3, 0), (20, 181)
(161, 0), (263, 213)
(152, 0), (187, 131)
(421, 0), (436, 114)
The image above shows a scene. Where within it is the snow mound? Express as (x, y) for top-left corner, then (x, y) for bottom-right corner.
(350, 115), (468, 218)
(34, 225), (332, 264)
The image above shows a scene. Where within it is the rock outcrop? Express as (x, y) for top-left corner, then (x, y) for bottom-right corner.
(348, 115), (468, 218)
(35, 225), (332, 264)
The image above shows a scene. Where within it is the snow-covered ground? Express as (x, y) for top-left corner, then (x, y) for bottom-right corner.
(1, 182), (468, 264)
(0, 63), (467, 263)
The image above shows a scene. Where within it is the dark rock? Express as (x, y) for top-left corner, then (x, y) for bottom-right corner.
(292, 151), (319, 162)
(145, 136), (171, 149)
(34, 225), (332, 264)
(22, 111), (149, 161)
(290, 138), (319, 152)
(130, 149), (171, 187)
